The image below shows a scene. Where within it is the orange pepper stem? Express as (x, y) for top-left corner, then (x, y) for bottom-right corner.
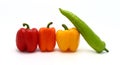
(23, 23), (30, 29)
(62, 24), (68, 30)
(47, 22), (53, 28)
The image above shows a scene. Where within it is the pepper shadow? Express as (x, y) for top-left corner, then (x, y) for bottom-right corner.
(77, 48), (108, 54)
(15, 49), (38, 54)
(54, 48), (80, 54)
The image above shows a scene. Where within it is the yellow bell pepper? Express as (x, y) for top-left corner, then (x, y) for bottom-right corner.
(56, 24), (80, 52)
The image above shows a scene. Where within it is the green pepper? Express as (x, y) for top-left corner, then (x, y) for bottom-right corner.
(59, 8), (109, 53)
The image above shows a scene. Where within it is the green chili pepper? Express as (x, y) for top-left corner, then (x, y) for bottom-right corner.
(59, 8), (109, 53)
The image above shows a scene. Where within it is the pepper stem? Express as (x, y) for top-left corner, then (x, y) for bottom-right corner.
(104, 48), (109, 52)
(62, 24), (68, 30)
(47, 22), (53, 28)
(23, 23), (30, 29)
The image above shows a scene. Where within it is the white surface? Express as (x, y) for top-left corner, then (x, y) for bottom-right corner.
(0, 0), (120, 65)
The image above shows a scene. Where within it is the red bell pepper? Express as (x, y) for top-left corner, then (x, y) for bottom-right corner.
(16, 23), (39, 52)
(39, 22), (56, 52)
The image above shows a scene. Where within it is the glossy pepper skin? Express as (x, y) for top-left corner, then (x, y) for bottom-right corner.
(56, 24), (80, 52)
(16, 23), (39, 52)
(59, 8), (109, 53)
(39, 22), (56, 52)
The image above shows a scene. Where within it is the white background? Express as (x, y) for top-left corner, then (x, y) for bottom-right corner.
(0, 0), (120, 65)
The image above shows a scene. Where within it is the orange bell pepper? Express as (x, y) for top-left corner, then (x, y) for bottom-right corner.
(56, 24), (80, 52)
(39, 22), (56, 52)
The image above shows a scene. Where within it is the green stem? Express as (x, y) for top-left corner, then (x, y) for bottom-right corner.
(104, 48), (109, 52)
(23, 23), (30, 29)
(47, 22), (53, 28)
(62, 24), (68, 30)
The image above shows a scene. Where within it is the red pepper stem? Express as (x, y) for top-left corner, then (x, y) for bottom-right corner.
(62, 24), (68, 30)
(47, 22), (53, 28)
(23, 23), (30, 29)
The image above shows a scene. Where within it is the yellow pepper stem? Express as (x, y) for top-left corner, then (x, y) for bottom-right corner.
(62, 24), (68, 30)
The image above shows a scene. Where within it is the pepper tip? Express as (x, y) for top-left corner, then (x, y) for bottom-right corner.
(104, 48), (109, 52)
